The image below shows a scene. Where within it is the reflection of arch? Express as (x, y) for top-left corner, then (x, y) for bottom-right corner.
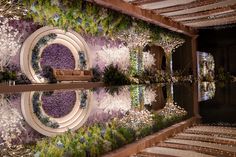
(20, 26), (91, 83)
(21, 90), (92, 137)
(149, 45), (165, 70)
(151, 86), (165, 110)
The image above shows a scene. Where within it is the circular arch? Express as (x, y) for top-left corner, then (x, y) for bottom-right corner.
(20, 26), (91, 83)
(21, 90), (93, 137)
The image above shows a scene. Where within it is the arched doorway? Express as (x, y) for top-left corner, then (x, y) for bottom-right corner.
(149, 45), (165, 71)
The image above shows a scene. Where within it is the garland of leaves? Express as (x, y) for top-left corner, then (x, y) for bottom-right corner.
(32, 92), (59, 128)
(78, 51), (87, 70)
(80, 90), (88, 109)
(31, 33), (57, 75)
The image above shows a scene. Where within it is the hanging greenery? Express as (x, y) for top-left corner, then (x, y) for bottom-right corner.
(22, 0), (184, 47)
(22, 0), (132, 36)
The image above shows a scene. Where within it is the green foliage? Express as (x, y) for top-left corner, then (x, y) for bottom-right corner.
(103, 64), (130, 86)
(0, 71), (17, 82)
(91, 65), (102, 82)
(34, 111), (186, 157)
(23, 0), (131, 36)
(22, 0), (184, 45)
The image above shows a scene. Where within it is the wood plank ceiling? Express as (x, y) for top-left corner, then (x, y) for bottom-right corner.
(124, 0), (236, 28)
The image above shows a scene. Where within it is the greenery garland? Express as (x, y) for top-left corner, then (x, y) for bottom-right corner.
(31, 33), (57, 75)
(80, 90), (88, 109)
(32, 92), (60, 128)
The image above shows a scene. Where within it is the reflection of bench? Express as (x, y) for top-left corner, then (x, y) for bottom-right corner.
(52, 69), (93, 82)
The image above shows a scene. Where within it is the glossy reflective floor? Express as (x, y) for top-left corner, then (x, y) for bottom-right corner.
(0, 82), (235, 156)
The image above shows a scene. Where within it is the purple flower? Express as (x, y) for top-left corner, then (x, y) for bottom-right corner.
(41, 91), (76, 118)
(40, 44), (75, 69)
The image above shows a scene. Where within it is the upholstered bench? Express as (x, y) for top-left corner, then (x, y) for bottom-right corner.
(52, 69), (93, 82)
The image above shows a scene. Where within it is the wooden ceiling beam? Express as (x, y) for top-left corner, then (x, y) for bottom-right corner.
(91, 0), (197, 36)
(155, 0), (223, 15)
(185, 15), (236, 27)
(182, 11), (236, 24)
(162, 0), (236, 16)
(140, 0), (195, 10)
(172, 4), (236, 21)
(130, 0), (166, 5)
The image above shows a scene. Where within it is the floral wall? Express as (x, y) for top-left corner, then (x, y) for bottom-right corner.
(0, 0), (185, 83)
(4, 18), (156, 78)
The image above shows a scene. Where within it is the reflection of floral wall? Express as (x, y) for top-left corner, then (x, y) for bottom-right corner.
(0, 95), (25, 146)
(41, 91), (76, 118)
(144, 87), (156, 105)
(96, 87), (132, 112)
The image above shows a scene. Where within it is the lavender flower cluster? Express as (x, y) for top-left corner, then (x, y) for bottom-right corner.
(41, 91), (76, 118)
(40, 44), (75, 69)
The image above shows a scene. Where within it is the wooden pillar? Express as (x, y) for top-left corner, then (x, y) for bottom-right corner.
(191, 35), (198, 80)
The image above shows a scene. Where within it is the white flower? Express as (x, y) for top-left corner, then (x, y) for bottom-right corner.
(143, 51), (155, 70)
(0, 18), (22, 71)
(0, 94), (25, 146)
(97, 45), (130, 70)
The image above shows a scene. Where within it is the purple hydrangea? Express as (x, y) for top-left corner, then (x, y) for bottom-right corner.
(40, 44), (75, 69)
(41, 91), (76, 118)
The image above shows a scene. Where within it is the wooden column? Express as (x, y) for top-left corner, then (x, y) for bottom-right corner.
(191, 35), (198, 80)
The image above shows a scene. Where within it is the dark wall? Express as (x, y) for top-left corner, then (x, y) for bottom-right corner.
(200, 83), (236, 124)
(198, 27), (236, 75)
(173, 36), (193, 75)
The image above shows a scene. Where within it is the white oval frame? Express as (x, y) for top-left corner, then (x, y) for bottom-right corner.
(21, 90), (93, 137)
(20, 26), (91, 83)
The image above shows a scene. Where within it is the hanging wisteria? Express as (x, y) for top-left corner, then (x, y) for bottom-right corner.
(0, 18), (22, 71)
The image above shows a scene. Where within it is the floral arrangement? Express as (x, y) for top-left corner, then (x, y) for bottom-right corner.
(0, 18), (22, 71)
(40, 44), (75, 70)
(159, 102), (187, 119)
(143, 51), (156, 70)
(97, 45), (130, 70)
(34, 108), (187, 157)
(116, 109), (153, 133)
(115, 22), (152, 50)
(152, 32), (185, 54)
(41, 91), (76, 118)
